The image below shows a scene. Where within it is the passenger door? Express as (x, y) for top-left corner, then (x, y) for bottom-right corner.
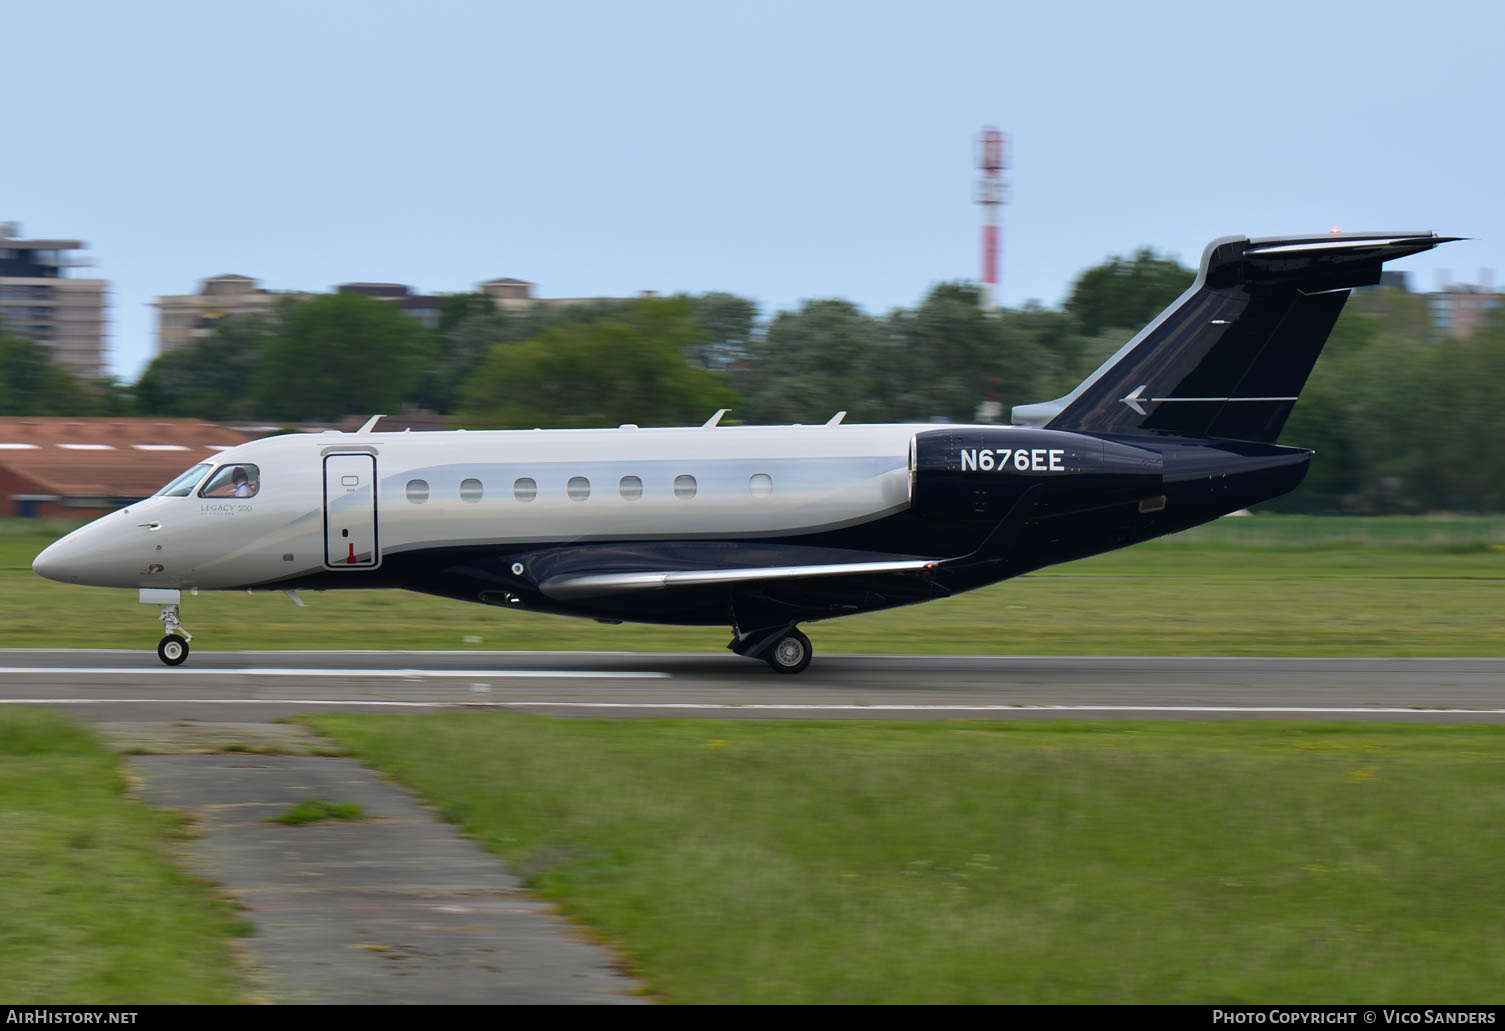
(324, 454), (379, 568)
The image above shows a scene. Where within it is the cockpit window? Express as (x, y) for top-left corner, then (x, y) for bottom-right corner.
(198, 464), (261, 499)
(157, 463), (213, 497)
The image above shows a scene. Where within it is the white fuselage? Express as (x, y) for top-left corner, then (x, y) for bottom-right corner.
(33, 423), (961, 591)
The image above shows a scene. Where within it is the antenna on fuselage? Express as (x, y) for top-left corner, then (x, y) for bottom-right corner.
(357, 414), (385, 434)
(702, 409), (730, 427)
(825, 411), (847, 426)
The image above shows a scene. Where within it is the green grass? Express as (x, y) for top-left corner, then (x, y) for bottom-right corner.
(307, 713), (1505, 1004)
(0, 711), (246, 1003)
(270, 796), (367, 825)
(7, 514), (1505, 654)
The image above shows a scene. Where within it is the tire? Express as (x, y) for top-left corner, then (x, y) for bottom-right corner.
(158, 635), (190, 666)
(766, 629), (812, 675)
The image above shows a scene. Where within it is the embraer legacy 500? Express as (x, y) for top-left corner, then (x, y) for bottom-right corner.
(34, 231), (1454, 671)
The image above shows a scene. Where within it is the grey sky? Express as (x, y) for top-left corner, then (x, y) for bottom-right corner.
(7, 0), (1500, 379)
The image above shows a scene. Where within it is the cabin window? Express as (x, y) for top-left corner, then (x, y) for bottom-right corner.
(619, 475), (643, 500)
(460, 478), (483, 503)
(198, 464), (261, 499)
(406, 479), (429, 504)
(513, 477), (537, 502)
(567, 476), (591, 501)
(158, 463), (212, 497)
(674, 474), (697, 499)
(749, 473), (773, 498)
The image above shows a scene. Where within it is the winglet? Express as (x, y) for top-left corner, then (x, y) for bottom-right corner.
(702, 409), (730, 427)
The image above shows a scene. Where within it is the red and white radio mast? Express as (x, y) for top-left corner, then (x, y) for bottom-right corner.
(977, 126), (1008, 311)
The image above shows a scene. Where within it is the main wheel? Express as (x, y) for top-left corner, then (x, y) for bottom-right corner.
(766, 629), (812, 675)
(157, 635), (190, 666)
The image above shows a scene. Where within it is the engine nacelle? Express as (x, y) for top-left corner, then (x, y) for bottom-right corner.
(911, 427), (1162, 522)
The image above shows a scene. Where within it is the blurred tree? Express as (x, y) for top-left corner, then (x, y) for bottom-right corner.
(991, 305), (1072, 415)
(1329, 320), (1436, 511)
(1346, 284), (1432, 343)
(985, 303), (1123, 419)
(254, 293), (435, 421)
(1416, 313), (1505, 510)
(437, 292), (497, 338)
(1266, 311), (1381, 511)
(419, 299), (641, 413)
(739, 299), (891, 424)
(0, 326), (86, 415)
(135, 315), (272, 420)
(687, 292), (759, 370)
(457, 297), (738, 429)
(886, 283), (999, 422)
(75, 376), (135, 416)
(1262, 306), (1505, 513)
(1064, 248), (1194, 337)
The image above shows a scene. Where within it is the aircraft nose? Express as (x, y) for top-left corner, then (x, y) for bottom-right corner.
(33, 516), (143, 587)
(32, 537), (77, 583)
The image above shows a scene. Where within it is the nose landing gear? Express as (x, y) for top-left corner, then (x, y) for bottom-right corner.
(141, 588), (193, 666)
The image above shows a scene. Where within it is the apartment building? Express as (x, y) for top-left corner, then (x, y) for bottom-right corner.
(156, 273), (655, 353)
(0, 223), (109, 380)
(153, 274), (315, 354)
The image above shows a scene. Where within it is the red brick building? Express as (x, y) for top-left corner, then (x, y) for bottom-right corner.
(0, 418), (252, 518)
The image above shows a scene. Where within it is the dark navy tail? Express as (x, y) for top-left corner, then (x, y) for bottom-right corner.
(1013, 231), (1458, 443)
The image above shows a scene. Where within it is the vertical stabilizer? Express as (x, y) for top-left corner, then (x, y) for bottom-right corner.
(1013, 231), (1458, 442)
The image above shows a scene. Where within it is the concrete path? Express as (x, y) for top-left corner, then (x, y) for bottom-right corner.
(130, 753), (645, 1005)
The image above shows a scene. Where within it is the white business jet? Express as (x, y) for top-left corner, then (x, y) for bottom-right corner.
(33, 231), (1454, 671)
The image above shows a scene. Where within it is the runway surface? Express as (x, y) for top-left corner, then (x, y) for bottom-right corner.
(4, 649), (1505, 722)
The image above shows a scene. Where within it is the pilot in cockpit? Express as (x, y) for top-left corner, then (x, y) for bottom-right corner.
(202, 465), (260, 499)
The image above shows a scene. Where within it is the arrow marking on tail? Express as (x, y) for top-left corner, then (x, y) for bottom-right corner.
(1120, 385), (1298, 415)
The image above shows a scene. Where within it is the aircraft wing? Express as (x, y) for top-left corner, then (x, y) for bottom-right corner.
(539, 558), (939, 601)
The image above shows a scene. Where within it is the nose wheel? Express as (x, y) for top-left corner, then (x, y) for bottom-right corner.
(151, 598), (193, 666)
(158, 635), (190, 666)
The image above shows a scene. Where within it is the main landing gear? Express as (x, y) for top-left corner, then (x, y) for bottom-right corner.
(730, 623), (814, 674)
(766, 628), (812, 675)
(142, 589), (192, 666)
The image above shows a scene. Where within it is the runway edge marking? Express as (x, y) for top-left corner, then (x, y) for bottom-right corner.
(3, 700), (1505, 716)
(0, 667), (669, 679)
